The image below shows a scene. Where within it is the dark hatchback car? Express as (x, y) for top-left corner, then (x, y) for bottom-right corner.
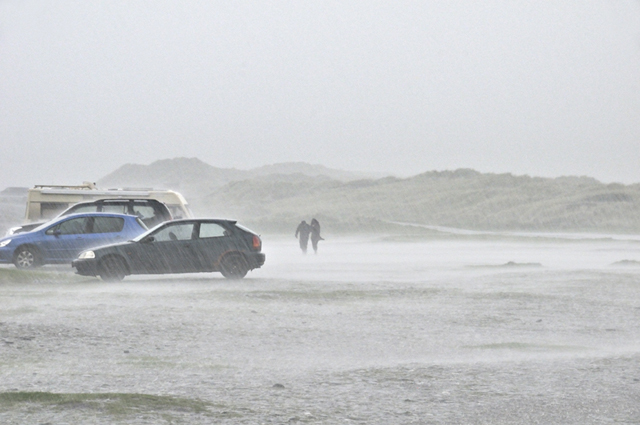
(72, 219), (265, 281)
(8, 198), (172, 235)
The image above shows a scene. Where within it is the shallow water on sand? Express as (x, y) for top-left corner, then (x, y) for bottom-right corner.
(1, 235), (640, 423)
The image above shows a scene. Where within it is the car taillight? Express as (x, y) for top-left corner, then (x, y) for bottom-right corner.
(252, 235), (261, 250)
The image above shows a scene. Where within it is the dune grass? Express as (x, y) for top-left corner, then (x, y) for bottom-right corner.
(0, 391), (219, 418)
(0, 267), (86, 284)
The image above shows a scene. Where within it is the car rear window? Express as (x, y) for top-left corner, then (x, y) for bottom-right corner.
(199, 223), (227, 238)
(91, 217), (125, 234)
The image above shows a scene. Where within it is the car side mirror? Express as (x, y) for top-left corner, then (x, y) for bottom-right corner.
(52, 230), (61, 237)
(144, 236), (155, 243)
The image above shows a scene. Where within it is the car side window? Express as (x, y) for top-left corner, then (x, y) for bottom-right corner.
(47, 217), (89, 235)
(153, 223), (194, 242)
(91, 217), (125, 234)
(199, 223), (228, 238)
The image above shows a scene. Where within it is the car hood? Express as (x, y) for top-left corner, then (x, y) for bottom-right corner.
(0, 231), (37, 245)
(90, 240), (137, 253)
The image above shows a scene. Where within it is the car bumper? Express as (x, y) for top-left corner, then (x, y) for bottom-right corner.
(72, 258), (99, 276)
(0, 248), (14, 264)
(247, 252), (266, 269)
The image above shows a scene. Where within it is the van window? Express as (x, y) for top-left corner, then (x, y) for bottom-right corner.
(91, 217), (125, 234)
(41, 202), (69, 219)
(167, 205), (188, 219)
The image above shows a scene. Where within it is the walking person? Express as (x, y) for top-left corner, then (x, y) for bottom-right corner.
(295, 220), (311, 254)
(310, 218), (324, 254)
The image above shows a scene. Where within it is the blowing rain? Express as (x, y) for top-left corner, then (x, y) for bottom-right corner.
(2, 1), (640, 424)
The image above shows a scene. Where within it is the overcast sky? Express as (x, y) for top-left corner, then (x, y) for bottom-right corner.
(1, 1), (640, 188)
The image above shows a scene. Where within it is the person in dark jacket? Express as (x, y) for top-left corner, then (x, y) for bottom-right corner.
(295, 220), (311, 254)
(310, 218), (324, 254)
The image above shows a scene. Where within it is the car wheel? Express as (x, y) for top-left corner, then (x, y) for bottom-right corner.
(99, 257), (127, 282)
(220, 253), (249, 279)
(13, 246), (40, 269)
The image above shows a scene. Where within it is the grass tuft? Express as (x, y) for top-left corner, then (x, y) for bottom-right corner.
(0, 268), (85, 283)
(0, 391), (215, 417)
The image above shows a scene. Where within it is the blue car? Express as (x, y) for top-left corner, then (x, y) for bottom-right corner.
(0, 213), (148, 269)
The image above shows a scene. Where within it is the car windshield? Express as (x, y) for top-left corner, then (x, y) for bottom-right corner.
(131, 227), (155, 242)
(130, 221), (168, 242)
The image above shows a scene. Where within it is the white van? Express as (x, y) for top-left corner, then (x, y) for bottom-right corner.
(23, 182), (192, 223)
